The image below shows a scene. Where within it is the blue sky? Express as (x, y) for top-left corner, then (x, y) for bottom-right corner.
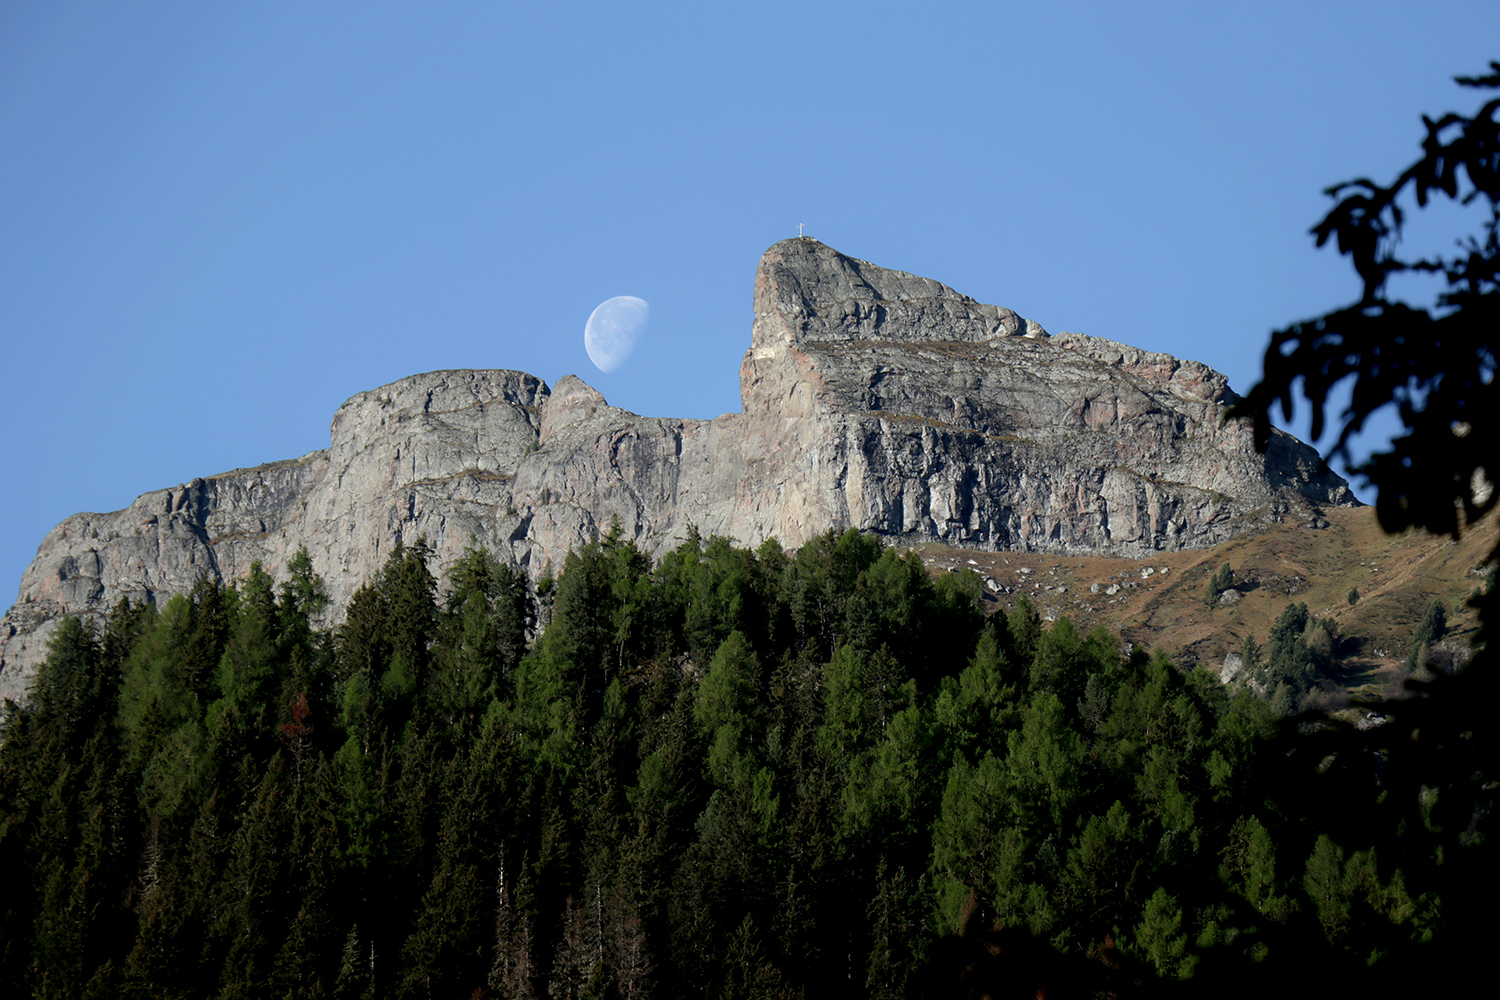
(2, 2), (1495, 598)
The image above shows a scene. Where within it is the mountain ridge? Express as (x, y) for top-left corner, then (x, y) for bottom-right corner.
(0, 238), (1355, 702)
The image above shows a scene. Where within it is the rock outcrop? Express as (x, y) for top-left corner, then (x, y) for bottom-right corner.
(0, 238), (1353, 702)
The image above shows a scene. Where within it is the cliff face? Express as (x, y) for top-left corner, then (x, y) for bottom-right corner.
(0, 238), (1352, 701)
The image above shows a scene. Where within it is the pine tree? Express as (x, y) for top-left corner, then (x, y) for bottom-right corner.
(1133, 887), (1194, 979)
(864, 858), (920, 1000)
(1008, 594), (1043, 669)
(209, 755), (296, 998)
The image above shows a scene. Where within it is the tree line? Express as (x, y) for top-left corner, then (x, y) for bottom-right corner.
(1, 524), (1479, 998)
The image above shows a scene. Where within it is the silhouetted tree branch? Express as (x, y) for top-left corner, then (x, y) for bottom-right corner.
(1237, 62), (1498, 543)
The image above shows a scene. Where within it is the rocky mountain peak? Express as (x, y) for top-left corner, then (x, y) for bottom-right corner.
(539, 375), (607, 446)
(0, 240), (1355, 703)
(751, 238), (1046, 350)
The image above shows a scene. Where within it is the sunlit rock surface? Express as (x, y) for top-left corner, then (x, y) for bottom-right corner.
(0, 238), (1353, 701)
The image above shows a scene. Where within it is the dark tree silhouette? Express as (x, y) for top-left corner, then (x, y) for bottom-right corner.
(1238, 62), (1498, 543)
(1240, 62), (1499, 990)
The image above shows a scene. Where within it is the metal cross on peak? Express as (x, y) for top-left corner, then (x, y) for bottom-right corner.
(798, 222), (805, 237)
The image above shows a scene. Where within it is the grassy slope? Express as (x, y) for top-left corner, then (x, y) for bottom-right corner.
(909, 506), (1495, 702)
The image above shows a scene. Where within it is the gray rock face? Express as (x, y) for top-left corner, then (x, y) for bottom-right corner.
(0, 238), (1353, 702)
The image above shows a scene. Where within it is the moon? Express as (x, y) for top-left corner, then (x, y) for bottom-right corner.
(584, 296), (649, 373)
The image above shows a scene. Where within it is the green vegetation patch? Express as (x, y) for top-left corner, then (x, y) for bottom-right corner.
(0, 528), (1480, 998)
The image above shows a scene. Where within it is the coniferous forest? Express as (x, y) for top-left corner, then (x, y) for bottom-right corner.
(0, 527), (1491, 998)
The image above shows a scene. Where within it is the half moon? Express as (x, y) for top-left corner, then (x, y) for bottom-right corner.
(585, 296), (649, 373)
